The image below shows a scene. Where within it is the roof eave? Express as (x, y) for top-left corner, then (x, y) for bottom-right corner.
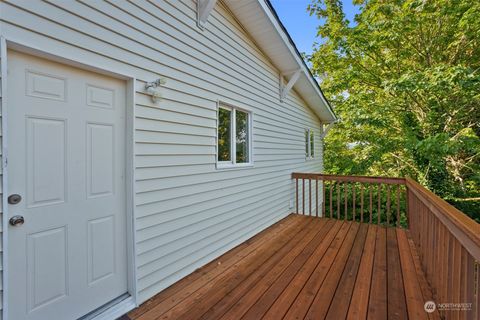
(224, 0), (337, 123)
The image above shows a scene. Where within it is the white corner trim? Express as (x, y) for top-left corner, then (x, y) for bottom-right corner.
(279, 69), (301, 102)
(320, 122), (336, 139)
(197, 0), (217, 29)
(1, 35), (10, 320)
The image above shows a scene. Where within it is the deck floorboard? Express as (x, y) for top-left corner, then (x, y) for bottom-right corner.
(128, 215), (440, 320)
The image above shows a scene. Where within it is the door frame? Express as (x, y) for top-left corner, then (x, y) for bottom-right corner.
(1, 37), (138, 320)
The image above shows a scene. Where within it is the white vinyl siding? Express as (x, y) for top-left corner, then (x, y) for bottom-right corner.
(0, 0), (324, 306)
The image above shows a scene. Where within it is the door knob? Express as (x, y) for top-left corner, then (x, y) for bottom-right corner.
(9, 215), (24, 226)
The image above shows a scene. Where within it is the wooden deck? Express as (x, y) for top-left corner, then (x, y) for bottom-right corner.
(127, 214), (441, 320)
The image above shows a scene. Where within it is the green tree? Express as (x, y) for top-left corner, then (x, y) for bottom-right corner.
(308, 0), (480, 220)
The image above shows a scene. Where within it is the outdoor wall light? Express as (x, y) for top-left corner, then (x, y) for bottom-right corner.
(145, 78), (166, 103)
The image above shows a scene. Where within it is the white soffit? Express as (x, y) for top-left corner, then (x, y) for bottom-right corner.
(224, 0), (337, 122)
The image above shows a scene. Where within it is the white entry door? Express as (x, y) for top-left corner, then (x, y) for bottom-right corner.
(7, 51), (128, 320)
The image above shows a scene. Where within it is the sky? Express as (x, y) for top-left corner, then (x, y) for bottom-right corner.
(270, 0), (360, 56)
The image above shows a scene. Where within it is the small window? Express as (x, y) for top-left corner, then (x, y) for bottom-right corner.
(305, 129), (315, 159)
(217, 104), (252, 168)
(305, 130), (310, 158)
(310, 130), (315, 158)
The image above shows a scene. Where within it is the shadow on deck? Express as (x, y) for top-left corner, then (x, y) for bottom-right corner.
(126, 214), (441, 320)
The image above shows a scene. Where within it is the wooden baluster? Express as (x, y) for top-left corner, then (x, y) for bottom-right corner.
(442, 225), (449, 320)
(369, 184), (373, 223)
(322, 180), (326, 217)
(302, 179), (305, 215)
(452, 240), (462, 317)
(437, 223), (443, 305)
(309, 179), (312, 216)
(432, 214), (435, 283)
(316, 178), (319, 217)
(344, 182), (348, 221)
(386, 184), (391, 226)
(464, 253), (480, 320)
(377, 183), (381, 224)
(329, 181), (333, 218)
(435, 218), (441, 299)
(434, 219), (439, 299)
(352, 183), (356, 222)
(465, 256), (475, 320)
(360, 184), (364, 223)
(421, 203), (426, 263)
(296, 178), (299, 214)
(475, 262), (480, 320)
(396, 185), (401, 227)
(446, 233), (453, 320)
(459, 248), (467, 320)
(337, 182), (341, 219)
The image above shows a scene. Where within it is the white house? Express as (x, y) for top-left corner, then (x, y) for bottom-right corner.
(0, 1), (336, 319)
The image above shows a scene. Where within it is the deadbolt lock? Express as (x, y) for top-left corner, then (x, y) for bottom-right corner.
(8, 194), (22, 205)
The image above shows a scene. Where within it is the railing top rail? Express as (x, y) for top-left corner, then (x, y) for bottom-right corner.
(405, 177), (480, 261)
(291, 172), (406, 185)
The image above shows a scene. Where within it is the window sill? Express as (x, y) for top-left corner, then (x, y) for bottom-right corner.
(216, 162), (254, 170)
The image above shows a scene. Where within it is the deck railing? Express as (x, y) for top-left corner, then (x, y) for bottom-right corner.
(292, 172), (480, 320)
(291, 173), (407, 227)
(406, 178), (480, 320)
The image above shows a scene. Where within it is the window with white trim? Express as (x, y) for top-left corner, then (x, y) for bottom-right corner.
(217, 104), (252, 167)
(305, 129), (315, 159)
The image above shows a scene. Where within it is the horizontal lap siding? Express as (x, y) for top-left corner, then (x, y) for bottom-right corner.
(0, 0), (324, 304)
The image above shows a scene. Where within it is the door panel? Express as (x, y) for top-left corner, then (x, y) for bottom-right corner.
(7, 50), (128, 320)
(27, 226), (68, 312)
(87, 123), (115, 198)
(26, 70), (67, 101)
(26, 117), (67, 207)
(87, 215), (115, 285)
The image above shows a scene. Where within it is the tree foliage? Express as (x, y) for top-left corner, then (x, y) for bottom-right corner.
(308, 0), (480, 220)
